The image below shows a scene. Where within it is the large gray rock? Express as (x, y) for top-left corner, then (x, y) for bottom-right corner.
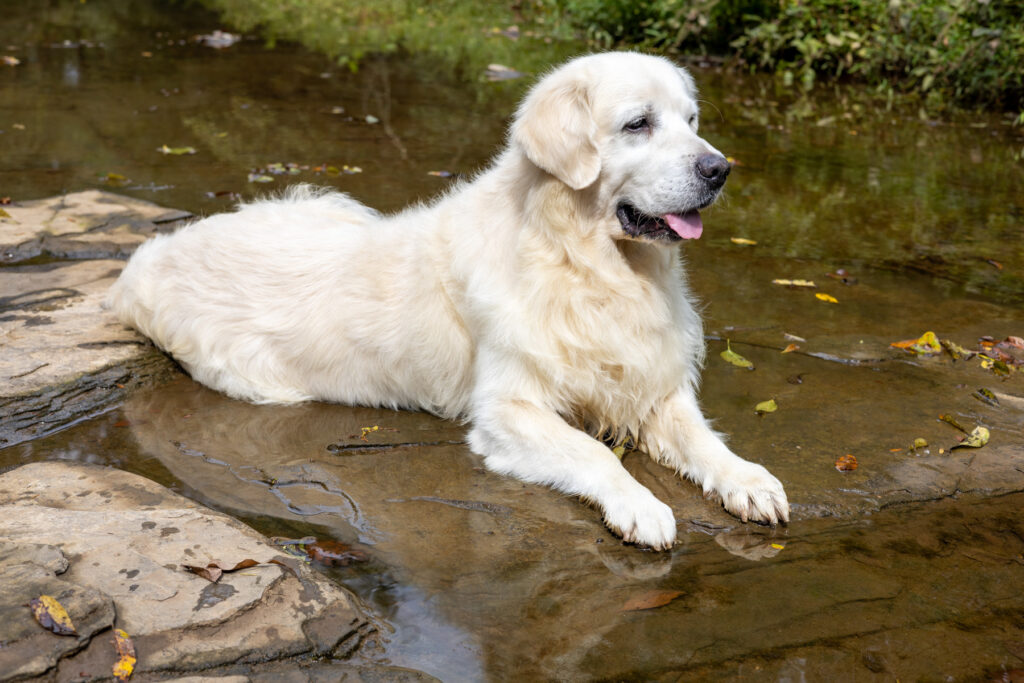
(0, 191), (185, 447)
(0, 462), (374, 681)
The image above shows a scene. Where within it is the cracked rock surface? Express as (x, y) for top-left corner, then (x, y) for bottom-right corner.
(0, 462), (374, 681)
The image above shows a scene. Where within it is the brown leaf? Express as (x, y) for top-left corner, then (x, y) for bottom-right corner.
(781, 343), (799, 353)
(183, 558), (260, 583)
(621, 589), (683, 612)
(305, 541), (369, 566)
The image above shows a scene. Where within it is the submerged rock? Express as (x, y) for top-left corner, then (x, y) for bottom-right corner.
(0, 462), (374, 680)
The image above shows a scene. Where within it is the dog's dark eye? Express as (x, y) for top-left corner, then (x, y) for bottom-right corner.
(623, 116), (650, 133)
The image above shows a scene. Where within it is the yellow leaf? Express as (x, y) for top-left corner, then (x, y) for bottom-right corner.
(770, 543), (785, 550)
(29, 595), (77, 636)
(730, 237), (757, 245)
(781, 343), (799, 353)
(951, 426), (990, 450)
(0, 208), (10, 218)
(772, 279), (817, 288)
(891, 331), (941, 355)
(720, 340), (754, 370)
(755, 399), (777, 414)
(612, 445), (625, 459)
(113, 629), (137, 681)
(815, 293), (839, 304)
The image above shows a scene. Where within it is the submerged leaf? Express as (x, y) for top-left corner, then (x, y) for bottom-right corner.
(621, 589), (683, 612)
(972, 388), (999, 406)
(835, 454), (858, 471)
(940, 339), (975, 361)
(720, 340), (754, 370)
(29, 595), (77, 636)
(730, 237), (757, 245)
(755, 399), (777, 414)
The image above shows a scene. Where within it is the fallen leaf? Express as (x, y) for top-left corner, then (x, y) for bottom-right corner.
(772, 278), (817, 288)
(247, 173), (274, 183)
(951, 425), (990, 450)
(2, 55), (20, 66)
(825, 268), (857, 285)
(938, 413), (968, 433)
(0, 208), (11, 218)
(835, 454), (858, 471)
(112, 629), (136, 681)
(621, 589), (683, 612)
(770, 543), (785, 550)
(891, 331), (942, 355)
(730, 237), (757, 245)
(940, 339), (975, 361)
(485, 63), (525, 81)
(781, 343), (799, 353)
(305, 540), (369, 566)
(364, 114), (380, 124)
(157, 145), (197, 155)
(196, 30), (240, 49)
(720, 340), (754, 370)
(986, 259), (1003, 270)
(815, 292), (838, 304)
(103, 172), (131, 187)
(612, 444), (626, 459)
(783, 332), (806, 342)
(971, 388), (999, 406)
(913, 437), (928, 449)
(755, 398), (777, 414)
(183, 558), (260, 583)
(29, 595), (77, 636)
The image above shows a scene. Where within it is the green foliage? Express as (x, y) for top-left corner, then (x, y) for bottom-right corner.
(730, 0), (1023, 111)
(547, 0), (1022, 112)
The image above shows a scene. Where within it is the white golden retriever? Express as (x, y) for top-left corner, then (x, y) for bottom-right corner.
(108, 52), (789, 549)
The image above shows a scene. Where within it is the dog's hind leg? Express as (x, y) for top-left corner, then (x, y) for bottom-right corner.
(468, 399), (678, 550)
(641, 387), (790, 525)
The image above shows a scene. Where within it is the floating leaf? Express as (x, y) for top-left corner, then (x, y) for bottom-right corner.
(2, 55), (20, 66)
(940, 339), (975, 361)
(730, 237), (757, 245)
(971, 388), (999, 407)
(755, 399), (777, 414)
(112, 629), (137, 681)
(364, 114), (380, 124)
(938, 413), (969, 433)
(815, 293), (838, 304)
(891, 331), (942, 355)
(157, 144), (197, 155)
(621, 589), (683, 612)
(720, 340), (754, 370)
(835, 454), (858, 471)
(912, 437), (928, 450)
(29, 595), (77, 636)
(0, 208), (11, 219)
(951, 426), (990, 450)
(781, 343), (799, 353)
(783, 332), (806, 342)
(247, 173), (274, 183)
(773, 279), (817, 288)
(103, 172), (131, 187)
(770, 543), (785, 550)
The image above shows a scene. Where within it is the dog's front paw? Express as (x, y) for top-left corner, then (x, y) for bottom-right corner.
(602, 489), (677, 551)
(712, 460), (789, 526)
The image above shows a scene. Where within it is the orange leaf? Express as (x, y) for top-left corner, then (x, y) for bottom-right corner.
(781, 343), (799, 353)
(835, 454), (858, 471)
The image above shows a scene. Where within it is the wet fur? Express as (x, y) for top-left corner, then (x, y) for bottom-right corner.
(108, 52), (789, 549)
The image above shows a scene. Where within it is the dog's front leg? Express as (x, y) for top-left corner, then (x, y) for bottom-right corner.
(468, 399), (677, 550)
(641, 387), (789, 525)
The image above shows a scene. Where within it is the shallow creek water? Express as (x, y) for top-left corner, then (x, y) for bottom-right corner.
(2, 1), (1024, 680)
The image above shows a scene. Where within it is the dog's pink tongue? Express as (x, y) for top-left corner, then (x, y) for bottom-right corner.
(663, 211), (703, 239)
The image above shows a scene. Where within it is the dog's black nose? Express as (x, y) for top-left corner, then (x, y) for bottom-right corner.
(696, 154), (731, 187)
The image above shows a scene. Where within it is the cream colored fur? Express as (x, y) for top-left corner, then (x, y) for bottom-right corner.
(107, 52), (789, 549)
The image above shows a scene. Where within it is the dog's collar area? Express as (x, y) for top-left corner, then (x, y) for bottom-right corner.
(616, 203), (703, 242)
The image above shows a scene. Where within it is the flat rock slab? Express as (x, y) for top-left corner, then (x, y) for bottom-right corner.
(0, 462), (373, 681)
(0, 191), (187, 447)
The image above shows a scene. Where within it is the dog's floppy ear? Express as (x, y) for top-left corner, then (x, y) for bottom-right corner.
(511, 65), (600, 191)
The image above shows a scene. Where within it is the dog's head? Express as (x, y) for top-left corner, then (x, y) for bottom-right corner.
(511, 52), (729, 243)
